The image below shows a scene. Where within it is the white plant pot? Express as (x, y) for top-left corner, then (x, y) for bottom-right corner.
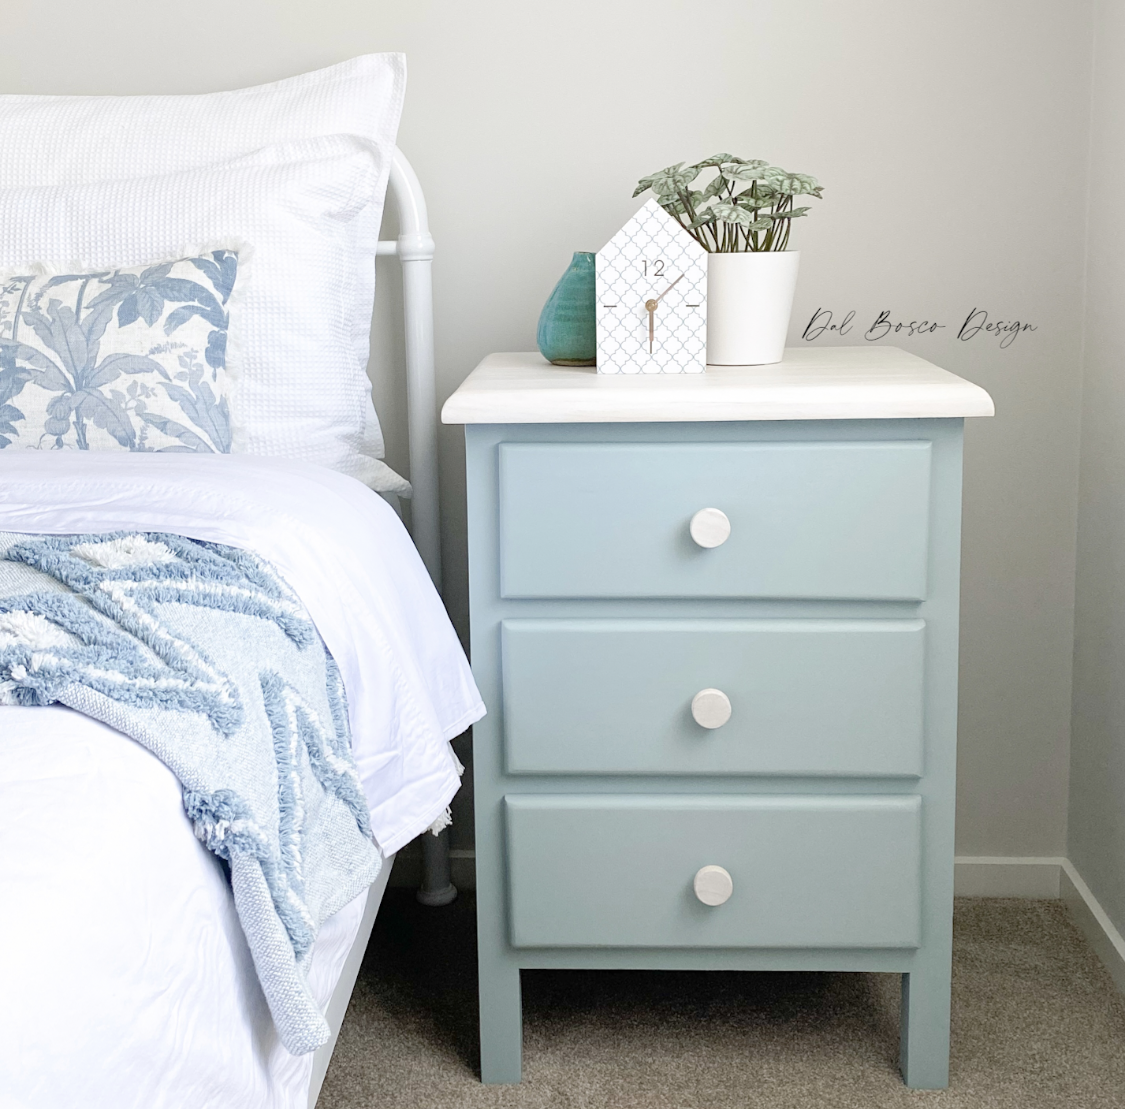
(706, 250), (800, 366)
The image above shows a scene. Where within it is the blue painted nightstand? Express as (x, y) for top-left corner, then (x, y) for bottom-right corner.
(442, 347), (994, 1089)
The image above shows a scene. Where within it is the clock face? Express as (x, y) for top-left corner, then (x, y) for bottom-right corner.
(596, 198), (708, 374)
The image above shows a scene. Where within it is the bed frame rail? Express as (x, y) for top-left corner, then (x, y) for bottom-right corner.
(377, 150), (441, 591)
(377, 150), (457, 907)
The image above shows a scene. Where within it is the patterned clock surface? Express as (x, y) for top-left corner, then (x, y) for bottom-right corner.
(596, 198), (708, 375)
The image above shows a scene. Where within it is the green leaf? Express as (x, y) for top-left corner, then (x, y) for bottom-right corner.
(710, 201), (758, 227)
(720, 160), (771, 182)
(709, 201), (768, 230)
(636, 158), (823, 213)
(647, 162), (701, 198)
(770, 206), (811, 220)
(692, 153), (743, 168)
(702, 174), (728, 199)
(735, 185), (777, 206)
(762, 169), (821, 196)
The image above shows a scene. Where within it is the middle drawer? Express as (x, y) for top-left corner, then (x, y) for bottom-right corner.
(502, 619), (925, 777)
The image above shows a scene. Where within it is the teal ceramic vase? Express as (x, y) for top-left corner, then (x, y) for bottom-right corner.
(537, 251), (596, 366)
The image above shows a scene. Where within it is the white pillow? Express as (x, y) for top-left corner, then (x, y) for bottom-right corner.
(0, 54), (406, 478)
(0, 136), (408, 493)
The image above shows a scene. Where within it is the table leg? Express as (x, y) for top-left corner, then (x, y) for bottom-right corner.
(899, 955), (952, 1089)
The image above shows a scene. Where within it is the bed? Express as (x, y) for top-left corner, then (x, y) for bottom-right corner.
(0, 57), (481, 1109)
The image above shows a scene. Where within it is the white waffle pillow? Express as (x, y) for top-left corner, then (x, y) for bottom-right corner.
(0, 136), (409, 493)
(0, 55), (406, 487)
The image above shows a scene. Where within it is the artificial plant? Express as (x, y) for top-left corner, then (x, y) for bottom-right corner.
(634, 155), (823, 252)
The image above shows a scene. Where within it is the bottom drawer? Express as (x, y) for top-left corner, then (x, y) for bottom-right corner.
(505, 794), (921, 950)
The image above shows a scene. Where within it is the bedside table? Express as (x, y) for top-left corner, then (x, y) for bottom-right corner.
(441, 347), (994, 1089)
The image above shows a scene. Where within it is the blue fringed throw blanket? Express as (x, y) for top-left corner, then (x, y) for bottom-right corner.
(0, 531), (381, 1055)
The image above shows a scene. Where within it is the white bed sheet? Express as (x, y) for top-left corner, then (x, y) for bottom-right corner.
(0, 706), (370, 1109)
(0, 452), (484, 1107)
(0, 451), (485, 853)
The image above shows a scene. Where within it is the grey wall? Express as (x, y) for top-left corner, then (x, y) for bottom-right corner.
(1070, 0), (1125, 934)
(0, 0), (1094, 860)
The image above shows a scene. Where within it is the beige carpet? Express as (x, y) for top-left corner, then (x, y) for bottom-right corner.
(320, 894), (1125, 1107)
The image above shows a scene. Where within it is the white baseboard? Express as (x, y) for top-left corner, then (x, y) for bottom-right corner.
(953, 855), (1065, 898)
(1060, 859), (1125, 999)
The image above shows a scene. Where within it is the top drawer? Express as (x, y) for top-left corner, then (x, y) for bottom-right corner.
(498, 441), (931, 600)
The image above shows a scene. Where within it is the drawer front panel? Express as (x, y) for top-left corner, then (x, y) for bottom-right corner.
(505, 795), (922, 949)
(498, 441), (931, 599)
(502, 619), (925, 777)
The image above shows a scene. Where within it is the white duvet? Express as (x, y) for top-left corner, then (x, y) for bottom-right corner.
(0, 453), (484, 1108)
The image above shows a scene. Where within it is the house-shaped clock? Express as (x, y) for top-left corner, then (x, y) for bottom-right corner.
(596, 198), (708, 374)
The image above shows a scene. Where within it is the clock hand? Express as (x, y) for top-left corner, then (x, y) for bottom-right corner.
(653, 273), (685, 304)
(643, 275), (684, 355)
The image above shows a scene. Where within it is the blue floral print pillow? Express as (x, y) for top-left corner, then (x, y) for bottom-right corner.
(0, 250), (237, 453)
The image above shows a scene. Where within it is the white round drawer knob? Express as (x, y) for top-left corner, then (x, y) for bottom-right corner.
(691, 687), (732, 729)
(689, 507), (731, 548)
(694, 865), (734, 906)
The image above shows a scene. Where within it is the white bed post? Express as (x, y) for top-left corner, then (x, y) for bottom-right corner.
(388, 150), (442, 592)
(380, 149), (457, 906)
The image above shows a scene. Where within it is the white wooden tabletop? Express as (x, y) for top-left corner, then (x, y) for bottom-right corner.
(441, 347), (995, 424)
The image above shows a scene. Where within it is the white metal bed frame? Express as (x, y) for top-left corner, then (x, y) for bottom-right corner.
(376, 152), (457, 911)
(378, 149), (441, 592)
(307, 149), (455, 1107)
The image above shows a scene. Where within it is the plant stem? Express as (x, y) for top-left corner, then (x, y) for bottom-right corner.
(749, 182), (761, 251)
(668, 201), (707, 250)
(779, 195), (793, 250)
(672, 189), (711, 251)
